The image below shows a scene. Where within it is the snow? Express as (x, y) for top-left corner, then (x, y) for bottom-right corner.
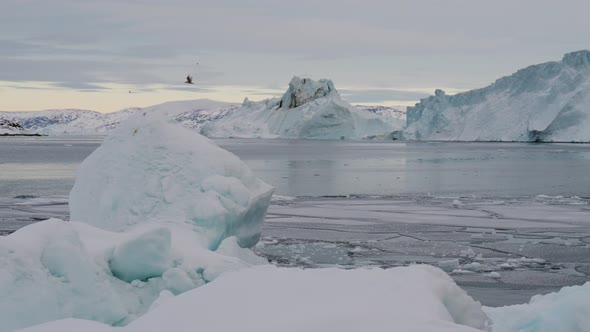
(403, 50), (590, 142)
(0, 118), (26, 135)
(69, 109), (274, 250)
(1, 99), (237, 136)
(484, 282), (590, 332)
(0, 110), (274, 331)
(19, 265), (490, 332)
(202, 76), (401, 139)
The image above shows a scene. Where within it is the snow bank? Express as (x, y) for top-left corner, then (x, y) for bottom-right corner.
(20, 265), (490, 332)
(202, 76), (400, 139)
(0, 110), (273, 331)
(0, 219), (267, 332)
(484, 282), (590, 332)
(403, 50), (590, 142)
(70, 110), (273, 249)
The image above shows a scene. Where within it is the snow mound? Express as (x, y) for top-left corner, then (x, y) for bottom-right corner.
(69, 110), (274, 250)
(0, 220), (267, 332)
(403, 50), (590, 142)
(20, 265), (490, 332)
(202, 76), (400, 139)
(484, 282), (590, 332)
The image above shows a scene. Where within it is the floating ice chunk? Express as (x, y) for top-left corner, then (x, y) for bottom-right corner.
(438, 258), (461, 272)
(69, 110), (273, 250)
(487, 272), (501, 279)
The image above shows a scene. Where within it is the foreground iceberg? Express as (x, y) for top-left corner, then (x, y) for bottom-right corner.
(70, 110), (274, 249)
(20, 265), (490, 332)
(202, 76), (400, 139)
(0, 111), (273, 331)
(403, 50), (590, 142)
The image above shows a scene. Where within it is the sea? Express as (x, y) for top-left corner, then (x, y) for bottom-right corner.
(1, 136), (590, 306)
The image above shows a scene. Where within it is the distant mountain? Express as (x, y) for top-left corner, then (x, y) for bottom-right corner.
(0, 100), (238, 136)
(1, 96), (404, 139)
(403, 50), (590, 142)
(0, 118), (27, 135)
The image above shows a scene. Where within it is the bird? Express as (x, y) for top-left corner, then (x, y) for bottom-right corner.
(185, 75), (194, 84)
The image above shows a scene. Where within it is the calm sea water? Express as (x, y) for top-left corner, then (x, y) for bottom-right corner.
(1, 136), (590, 198)
(2, 136), (590, 306)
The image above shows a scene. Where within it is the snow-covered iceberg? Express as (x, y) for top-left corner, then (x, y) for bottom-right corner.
(0, 110), (273, 331)
(202, 76), (400, 139)
(19, 265), (490, 332)
(403, 50), (590, 142)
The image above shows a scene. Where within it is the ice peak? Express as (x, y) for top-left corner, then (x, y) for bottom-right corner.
(561, 50), (590, 68)
(279, 76), (338, 109)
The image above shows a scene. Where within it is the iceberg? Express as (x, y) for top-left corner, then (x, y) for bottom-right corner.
(484, 282), (590, 332)
(202, 76), (400, 139)
(19, 265), (490, 332)
(0, 110), (273, 331)
(403, 50), (590, 142)
(69, 110), (274, 249)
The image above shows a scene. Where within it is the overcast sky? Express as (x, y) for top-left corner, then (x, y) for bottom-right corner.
(1, 0), (589, 112)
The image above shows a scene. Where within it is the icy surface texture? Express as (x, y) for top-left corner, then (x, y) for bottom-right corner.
(484, 282), (590, 332)
(0, 219), (267, 332)
(69, 110), (274, 249)
(20, 265), (490, 332)
(202, 76), (400, 139)
(404, 50), (590, 142)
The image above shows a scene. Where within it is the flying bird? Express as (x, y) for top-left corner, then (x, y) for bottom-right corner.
(185, 75), (194, 84)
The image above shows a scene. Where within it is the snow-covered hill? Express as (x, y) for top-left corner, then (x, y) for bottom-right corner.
(202, 77), (403, 139)
(1, 100), (238, 136)
(0, 118), (27, 135)
(403, 50), (590, 142)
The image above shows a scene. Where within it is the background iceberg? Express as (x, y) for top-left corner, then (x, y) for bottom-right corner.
(202, 76), (401, 140)
(403, 51), (590, 142)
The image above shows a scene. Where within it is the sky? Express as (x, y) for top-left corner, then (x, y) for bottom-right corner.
(1, 0), (589, 113)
